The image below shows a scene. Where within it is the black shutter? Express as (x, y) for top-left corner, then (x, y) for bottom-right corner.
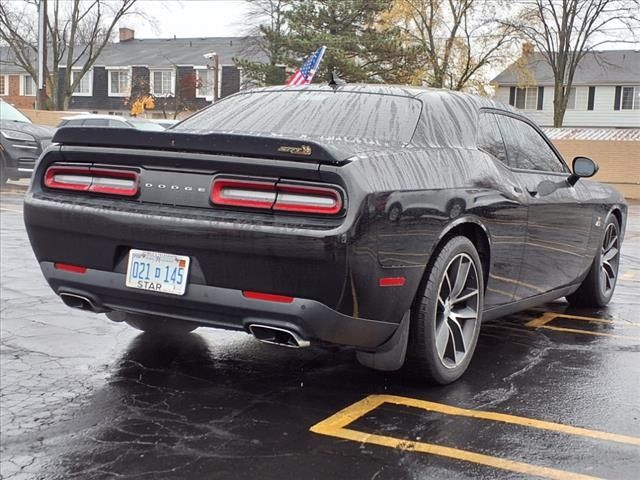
(509, 86), (515, 106)
(588, 86), (595, 110)
(537, 86), (544, 110)
(614, 86), (621, 110)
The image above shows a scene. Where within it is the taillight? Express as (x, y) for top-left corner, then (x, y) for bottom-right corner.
(211, 176), (343, 215)
(273, 183), (342, 215)
(44, 165), (139, 197)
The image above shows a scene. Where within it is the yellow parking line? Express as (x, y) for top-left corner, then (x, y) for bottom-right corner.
(311, 394), (640, 480)
(527, 312), (640, 340)
(622, 271), (636, 280)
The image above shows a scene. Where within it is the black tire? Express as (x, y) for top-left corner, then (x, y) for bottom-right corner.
(405, 236), (484, 384)
(0, 152), (7, 186)
(108, 312), (198, 335)
(566, 214), (621, 308)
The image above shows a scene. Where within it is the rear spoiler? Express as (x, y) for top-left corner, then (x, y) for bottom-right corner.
(52, 127), (351, 165)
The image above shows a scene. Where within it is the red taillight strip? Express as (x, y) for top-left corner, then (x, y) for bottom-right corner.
(211, 178), (276, 209)
(211, 176), (344, 215)
(54, 263), (87, 274)
(273, 183), (342, 215)
(242, 291), (295, 303)
(379, 277), (406, 287)
(44, 166), (93, 192)
(44, 165), (139, 197)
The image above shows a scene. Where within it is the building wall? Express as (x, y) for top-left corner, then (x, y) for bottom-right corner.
(551, 139), (640, 199)
(2, 74), (37, 109)
(221, 65), (240, 99)
(496, 85), (640, 128)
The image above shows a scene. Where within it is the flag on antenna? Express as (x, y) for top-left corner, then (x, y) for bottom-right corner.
(286, 46), (326, 86)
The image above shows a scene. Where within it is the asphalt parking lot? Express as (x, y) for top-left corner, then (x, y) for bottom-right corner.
(1, 183), (639, 480)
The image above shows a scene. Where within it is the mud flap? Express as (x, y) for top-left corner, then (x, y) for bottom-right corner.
(356, 310), (410, 371)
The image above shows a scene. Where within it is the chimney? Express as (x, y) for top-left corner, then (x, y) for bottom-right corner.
(119, 28), (135, 42)
(522, 42), (534, 57)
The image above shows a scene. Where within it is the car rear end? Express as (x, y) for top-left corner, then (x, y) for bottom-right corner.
(23, 87), (425, 350)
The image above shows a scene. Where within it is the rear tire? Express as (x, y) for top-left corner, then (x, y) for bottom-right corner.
(566, 214), (621, 308)
(108, 312), (198, 334)
(405, 236), (484, 385)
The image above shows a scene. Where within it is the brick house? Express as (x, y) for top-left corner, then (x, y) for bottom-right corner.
(0, 29), (267, 116)
(491, 49), (640, 128)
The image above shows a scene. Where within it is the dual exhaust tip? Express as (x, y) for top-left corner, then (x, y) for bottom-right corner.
(60, 293), (310, 349)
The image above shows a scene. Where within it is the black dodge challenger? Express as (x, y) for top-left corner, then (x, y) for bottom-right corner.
(23, 85), (627, 384)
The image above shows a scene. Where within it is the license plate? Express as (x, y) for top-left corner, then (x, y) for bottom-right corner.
(125, 249), (190, 296)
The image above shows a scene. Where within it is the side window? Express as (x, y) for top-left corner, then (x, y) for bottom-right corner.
(83, 119), (108, 127)
(477, 112), (511, 168)
(495, 115), (567, 173)
(108, 120), (126, 127)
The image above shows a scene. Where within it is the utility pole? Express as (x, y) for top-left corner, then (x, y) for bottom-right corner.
(204, 51), (219, 103)
(36, 0), (47, 110)
(212, 53), (219, 102)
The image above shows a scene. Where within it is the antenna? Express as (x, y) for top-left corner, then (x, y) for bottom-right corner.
(328, 71), (346, 90)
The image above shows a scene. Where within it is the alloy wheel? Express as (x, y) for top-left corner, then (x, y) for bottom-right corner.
(600, 222), (620, 296)
(434, 253), (480, 369)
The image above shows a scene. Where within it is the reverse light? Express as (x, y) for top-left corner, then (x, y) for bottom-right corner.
(44, 165), (139, 197)
(211, 176), (343, 215)
(211, 178), (276, 209)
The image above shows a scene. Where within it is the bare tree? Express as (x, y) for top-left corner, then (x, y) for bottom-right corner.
(0, 0), (140, 110)
(507, 0), (640, 127)
(384, 0), (518, 93)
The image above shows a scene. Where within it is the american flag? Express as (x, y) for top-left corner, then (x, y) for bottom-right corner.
(286, 46), (326, 86)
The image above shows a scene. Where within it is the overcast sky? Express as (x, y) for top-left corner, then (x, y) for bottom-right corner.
(124, 0), (253, 39)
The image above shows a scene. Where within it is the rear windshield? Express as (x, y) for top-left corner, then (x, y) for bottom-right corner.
(175, 90), (422, 144)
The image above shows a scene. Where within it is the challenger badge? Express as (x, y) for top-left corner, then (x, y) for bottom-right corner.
(277, 145), (312, 156)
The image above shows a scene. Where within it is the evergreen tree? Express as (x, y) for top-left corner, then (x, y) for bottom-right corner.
(283, 0), (416, 84)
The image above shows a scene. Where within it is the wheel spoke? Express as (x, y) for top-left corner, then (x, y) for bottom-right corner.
(450, 306), (477, 320)
(435, 319), (449, 359)
(603, 247), (618, 262)
(451, 288), (478, 305)
(606, 234), (618, 252)
(450, 257), (471, 299)
(448, 317), (466, 355)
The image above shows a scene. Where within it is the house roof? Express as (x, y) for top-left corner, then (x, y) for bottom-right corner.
(0, 36), (267, 74)
(491, 50), (640, 86)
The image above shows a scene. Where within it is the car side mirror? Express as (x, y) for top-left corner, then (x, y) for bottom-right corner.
(568, 156), (599, 186)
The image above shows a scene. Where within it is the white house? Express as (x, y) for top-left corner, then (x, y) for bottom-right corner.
(491, 50), (640, 128)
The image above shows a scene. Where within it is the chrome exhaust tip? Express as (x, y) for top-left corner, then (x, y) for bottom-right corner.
(249, 324), (310, 349)
(59, 292), (97, 312)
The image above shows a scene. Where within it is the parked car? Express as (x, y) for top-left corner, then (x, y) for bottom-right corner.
(58, 114), (166, 132)
(23, 85), (627, 384)
(0, 99), (55, 185)
(151, 119), (180, 129)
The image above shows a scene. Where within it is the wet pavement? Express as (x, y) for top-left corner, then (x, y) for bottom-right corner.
(1, 184), (639, 480)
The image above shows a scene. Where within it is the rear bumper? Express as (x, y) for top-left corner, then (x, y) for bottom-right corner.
(41, 262), (398, 350)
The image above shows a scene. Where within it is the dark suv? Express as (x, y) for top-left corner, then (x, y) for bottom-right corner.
(0, 99), (55, 185)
